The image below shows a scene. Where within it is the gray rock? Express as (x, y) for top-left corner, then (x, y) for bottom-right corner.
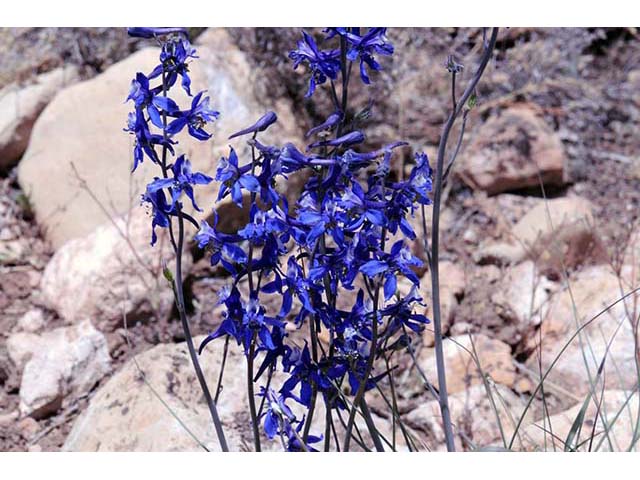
(40, 207), (183, 332)
(19, 320), (111, 418)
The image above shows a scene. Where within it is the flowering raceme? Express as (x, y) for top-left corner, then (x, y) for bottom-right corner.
(127, 27), (434, 452)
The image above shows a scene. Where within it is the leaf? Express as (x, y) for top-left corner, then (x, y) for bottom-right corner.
(564, 391), (592, 452)
(467, 92), (478, 110)
(163, 264), (175, 283)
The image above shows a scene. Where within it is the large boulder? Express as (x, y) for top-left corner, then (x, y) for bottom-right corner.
(62, 336), (247, 452)
(0, 66), (78, 171)
(526, 266), (640, 402)
(457, 104), (566, 195)
(18, 320), (111, 419)
(18, 29), (303, 250)
(40, 207), (182, 332)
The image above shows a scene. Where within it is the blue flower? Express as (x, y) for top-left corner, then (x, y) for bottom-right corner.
(380, 285), (429, 337)
(127, 27), (188, 39)
(238, 204), (289, 244)
(167, 91), (219, 140)
(305, 110), (343, 138)
(215, 147), (261, 207)
(359, 240), (423, 300)
(124, 109), (175, 171)
(229, 111), (278, 140)
(148, 35), (197, 95)
(259, 387), (297, 440)
(340, 28), (394, 84)
(146, 155), (212, 211)
(289, 31), (341, 97)
(307, 131), (365, 151)
(193, 215), (247, 273)
(141, 186), (175, 246)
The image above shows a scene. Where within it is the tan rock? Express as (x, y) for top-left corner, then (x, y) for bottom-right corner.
(40, 207), (182, 332)
(18, 29), (303, 249)
(418, 333), (517, 394)
(14, 308), (46, 333)
(491, 261), (559, 345)
(526, 266), (640, 401)
(475, 196), (607, 272)
(523, 390), (639, 451)
(405, 384), (530, 451)
(62, 336), (247, 452)
(6, 331), (44, 372)
(0, 66), (78, 170)
(19, 320), (111, 418)
(458, 104), (566, 195)
(420, 261), (466, 346)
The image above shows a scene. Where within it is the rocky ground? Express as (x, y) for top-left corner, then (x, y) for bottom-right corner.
(1, 27), (640, 452)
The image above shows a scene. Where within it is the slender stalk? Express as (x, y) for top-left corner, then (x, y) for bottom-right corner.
(429, 27), (499, 452)
(158, 66), (228, 452)
(247, 332), (261, 452)
(343, 276), (384, 451)
(175, 212), (229, 451)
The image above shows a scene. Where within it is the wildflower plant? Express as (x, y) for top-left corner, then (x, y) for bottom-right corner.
(125, 26), (498, 452)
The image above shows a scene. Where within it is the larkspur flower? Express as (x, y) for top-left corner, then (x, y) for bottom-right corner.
(193, 215), (247, 272)
(215, 147), (261, 207)
(167, 91), (220, 140)
(289, 31), (341, 97)
(229, 111), (278, 140)
(338, 28), (394, 84)
(145, 155), (212, 211)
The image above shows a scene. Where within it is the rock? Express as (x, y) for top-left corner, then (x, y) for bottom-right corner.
(19, 320), (111, 418)
(17, 416), (39, 440)
(0, 411), (19, 428)
(523, 390), (639, 451)
(475, 196), (607, 272)
(457, 104), (566, 194)
(62, 336), (246, 452)
(491, 261), (559, 346)
(63, 335), (397, 452)
(418, 334), (517, 394)
(15, 308), (46, 333)
(0, 66), (78, 171)
(405, 384), (530, 451)
(419, 261), (466, 346)
(621, 226), (640, 289)
(6, 331), (43, 372)
(526, 266), (640, 401)
(18, 29), (303, 249)
(40, 207), (183, 332)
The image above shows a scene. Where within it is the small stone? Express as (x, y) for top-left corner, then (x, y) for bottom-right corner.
(457, 104), (566, 194)
(19, 320), (111, 418)
(15, 309), (46, 333)
(418, 334), (517, 394)
(17, 416), (39, 440)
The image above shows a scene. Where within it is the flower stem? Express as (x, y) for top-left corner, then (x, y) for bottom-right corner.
(429, 27), (499, 452)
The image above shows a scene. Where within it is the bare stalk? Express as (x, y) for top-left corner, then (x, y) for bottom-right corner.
(429, 27), (499, 452)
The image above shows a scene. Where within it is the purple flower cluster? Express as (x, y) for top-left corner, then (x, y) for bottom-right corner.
(125, 28), (218, 244)
(126, 27), (432, 452)
(196, 29), (432, 450)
